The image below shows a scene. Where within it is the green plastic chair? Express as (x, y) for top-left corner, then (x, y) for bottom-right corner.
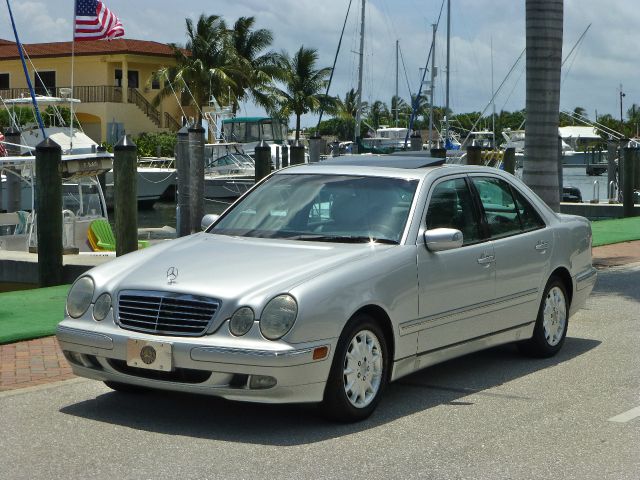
(90, 219), (149, 251)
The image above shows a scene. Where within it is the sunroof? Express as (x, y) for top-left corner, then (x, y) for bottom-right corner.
(317, 154), (446, 169)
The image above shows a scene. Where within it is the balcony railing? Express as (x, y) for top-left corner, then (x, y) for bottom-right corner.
(0, 86), (126, 103)
(0, 85), (169, 128)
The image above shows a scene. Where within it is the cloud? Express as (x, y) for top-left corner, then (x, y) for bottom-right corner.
(2, 0), (638, 127)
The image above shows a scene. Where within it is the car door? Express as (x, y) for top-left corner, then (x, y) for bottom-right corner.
(409, 176), (497, 354)
(469, 175), (552, 331)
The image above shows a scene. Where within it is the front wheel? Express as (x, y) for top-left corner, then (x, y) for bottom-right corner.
(518, 276), (569, 358)
(321, 314), (389, 422)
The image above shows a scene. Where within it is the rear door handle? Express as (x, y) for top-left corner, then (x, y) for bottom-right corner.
(535, 241), (549, 251)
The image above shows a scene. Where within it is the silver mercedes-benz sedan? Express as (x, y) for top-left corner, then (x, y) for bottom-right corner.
(57, 156), (597, 422)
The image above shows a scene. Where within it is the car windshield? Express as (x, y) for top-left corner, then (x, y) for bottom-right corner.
(210, 174), (418, 244)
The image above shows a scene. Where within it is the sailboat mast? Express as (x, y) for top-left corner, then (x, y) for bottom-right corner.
(395, 39), (399, 127)
(445, 0), (451, 146)
(491, 36), (495, 148)
(354, 0), (365, 151)
(429, 23), (436, 148)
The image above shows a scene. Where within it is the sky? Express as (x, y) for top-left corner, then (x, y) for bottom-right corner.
(2, 0), (639, 129)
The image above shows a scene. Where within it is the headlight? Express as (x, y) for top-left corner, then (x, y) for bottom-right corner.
(93, 293), (112, 321)
(66, 277), (94, 318)
(259, 295), (297, 340)
(229, 307), (255, 336)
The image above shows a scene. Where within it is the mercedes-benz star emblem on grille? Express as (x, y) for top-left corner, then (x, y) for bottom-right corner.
(167, 267), (178, 285)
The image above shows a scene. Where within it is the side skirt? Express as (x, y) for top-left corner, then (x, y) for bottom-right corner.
(390, 322), (535, 382)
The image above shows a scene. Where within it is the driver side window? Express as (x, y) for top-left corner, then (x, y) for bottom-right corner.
(426, 178), (480, 245)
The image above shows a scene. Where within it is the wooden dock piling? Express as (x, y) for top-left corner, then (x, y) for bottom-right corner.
(290, 140), (305, 165)
(466, 144), (482, 166)
(622, 142), (638, 217)
(188, 124), (205, 234)
(254, 140), (271, 182)
(35, 138), (62, 287)
(175, 126), (190, 237)
(114, 135), (138, 256)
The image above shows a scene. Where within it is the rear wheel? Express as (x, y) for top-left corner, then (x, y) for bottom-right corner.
(321, 313), (388, 422)
(518, 276), (569, 358)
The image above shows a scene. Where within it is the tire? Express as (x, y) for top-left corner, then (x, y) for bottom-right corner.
(518, 276), (569, 358)
(321, 313), (389, 422)
(103, 381), (150, 394)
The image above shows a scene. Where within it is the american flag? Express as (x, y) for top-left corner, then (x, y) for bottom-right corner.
(74, 0), (124, 41)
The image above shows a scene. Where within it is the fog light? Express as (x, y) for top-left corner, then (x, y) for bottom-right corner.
(249, 375), (277, 390)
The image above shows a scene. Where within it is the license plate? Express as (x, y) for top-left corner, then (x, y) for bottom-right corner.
(126, 339), (172, 371)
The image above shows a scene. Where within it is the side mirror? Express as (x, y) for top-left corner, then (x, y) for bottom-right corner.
(424, 228), (463, 252)
(201, 214), (220, 231)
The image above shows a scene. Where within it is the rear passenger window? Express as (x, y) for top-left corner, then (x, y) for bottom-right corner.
(511, 188), (546, 231)
(472, 177), (521, 238)
(426, 178), (480, 245)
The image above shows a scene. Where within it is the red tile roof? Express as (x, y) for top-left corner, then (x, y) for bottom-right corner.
(0, 39), (177, 60)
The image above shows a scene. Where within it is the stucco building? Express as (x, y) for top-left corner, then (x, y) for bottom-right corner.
(0, 38), (183, 143)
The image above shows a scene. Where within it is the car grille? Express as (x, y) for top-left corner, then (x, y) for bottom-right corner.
(117, 290), (220, 337)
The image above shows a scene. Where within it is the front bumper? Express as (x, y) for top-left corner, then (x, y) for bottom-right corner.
(56, 319), (335, 404)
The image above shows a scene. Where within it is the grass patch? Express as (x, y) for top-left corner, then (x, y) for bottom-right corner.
(591, 217), (640, 247)
(0, 284), (69, 345)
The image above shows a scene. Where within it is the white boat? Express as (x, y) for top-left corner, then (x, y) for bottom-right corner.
(361, 126), (410, 150)
(204, 143), (255, 199)
(0, 151), (113, 253)
(2, 96), (174, 208)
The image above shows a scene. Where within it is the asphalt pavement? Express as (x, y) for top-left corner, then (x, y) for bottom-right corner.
(1, 263), (638, 480)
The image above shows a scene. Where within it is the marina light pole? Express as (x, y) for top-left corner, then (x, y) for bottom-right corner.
(619, 84), (626, 133)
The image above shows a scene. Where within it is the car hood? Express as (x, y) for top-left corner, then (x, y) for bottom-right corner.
(91, 233), (385, 308)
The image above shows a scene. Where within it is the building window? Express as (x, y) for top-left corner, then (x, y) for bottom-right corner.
(0, 73), (9, 90)
(115, 69), (139, 89)
(151, 72), (160, 90)
(34, 71), (56, 95)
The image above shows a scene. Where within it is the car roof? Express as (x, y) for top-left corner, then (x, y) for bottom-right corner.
(276, 154), (503, 180)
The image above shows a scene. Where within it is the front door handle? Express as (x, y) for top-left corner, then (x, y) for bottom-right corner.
(477, 254), (495, 265)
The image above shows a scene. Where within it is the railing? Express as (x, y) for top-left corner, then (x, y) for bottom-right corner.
(0, 86), (123, 103)
(1, 85), (165, 128)
(128, 88), (160, 127)
(164, 112), (180, 131)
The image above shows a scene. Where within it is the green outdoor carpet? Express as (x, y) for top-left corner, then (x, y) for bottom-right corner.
(0, 284), (70, 345)
(591, 217), (640, 247)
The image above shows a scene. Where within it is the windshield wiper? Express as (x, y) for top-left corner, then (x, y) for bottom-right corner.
(289, 234), (398, 245)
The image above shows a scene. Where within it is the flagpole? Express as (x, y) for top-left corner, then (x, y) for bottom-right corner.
(5, 0), (47, 139)
(70, 0), (77, 151)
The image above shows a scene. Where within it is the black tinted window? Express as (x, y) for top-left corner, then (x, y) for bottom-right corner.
(472, 177), (521, 238)
(426, 178), (480, 245)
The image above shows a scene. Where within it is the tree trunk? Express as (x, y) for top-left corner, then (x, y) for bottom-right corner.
(295, 114), (301, 140)
(523, 0), (563, 211)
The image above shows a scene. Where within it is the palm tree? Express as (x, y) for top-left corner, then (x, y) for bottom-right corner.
(334, 88), (368, 120)
(228, 16), (280, 114)
(152, 15), (238, 115)
(522, 0), (563, 212)
(368, 100), (389, 129)
(273, 46), (335, 140)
